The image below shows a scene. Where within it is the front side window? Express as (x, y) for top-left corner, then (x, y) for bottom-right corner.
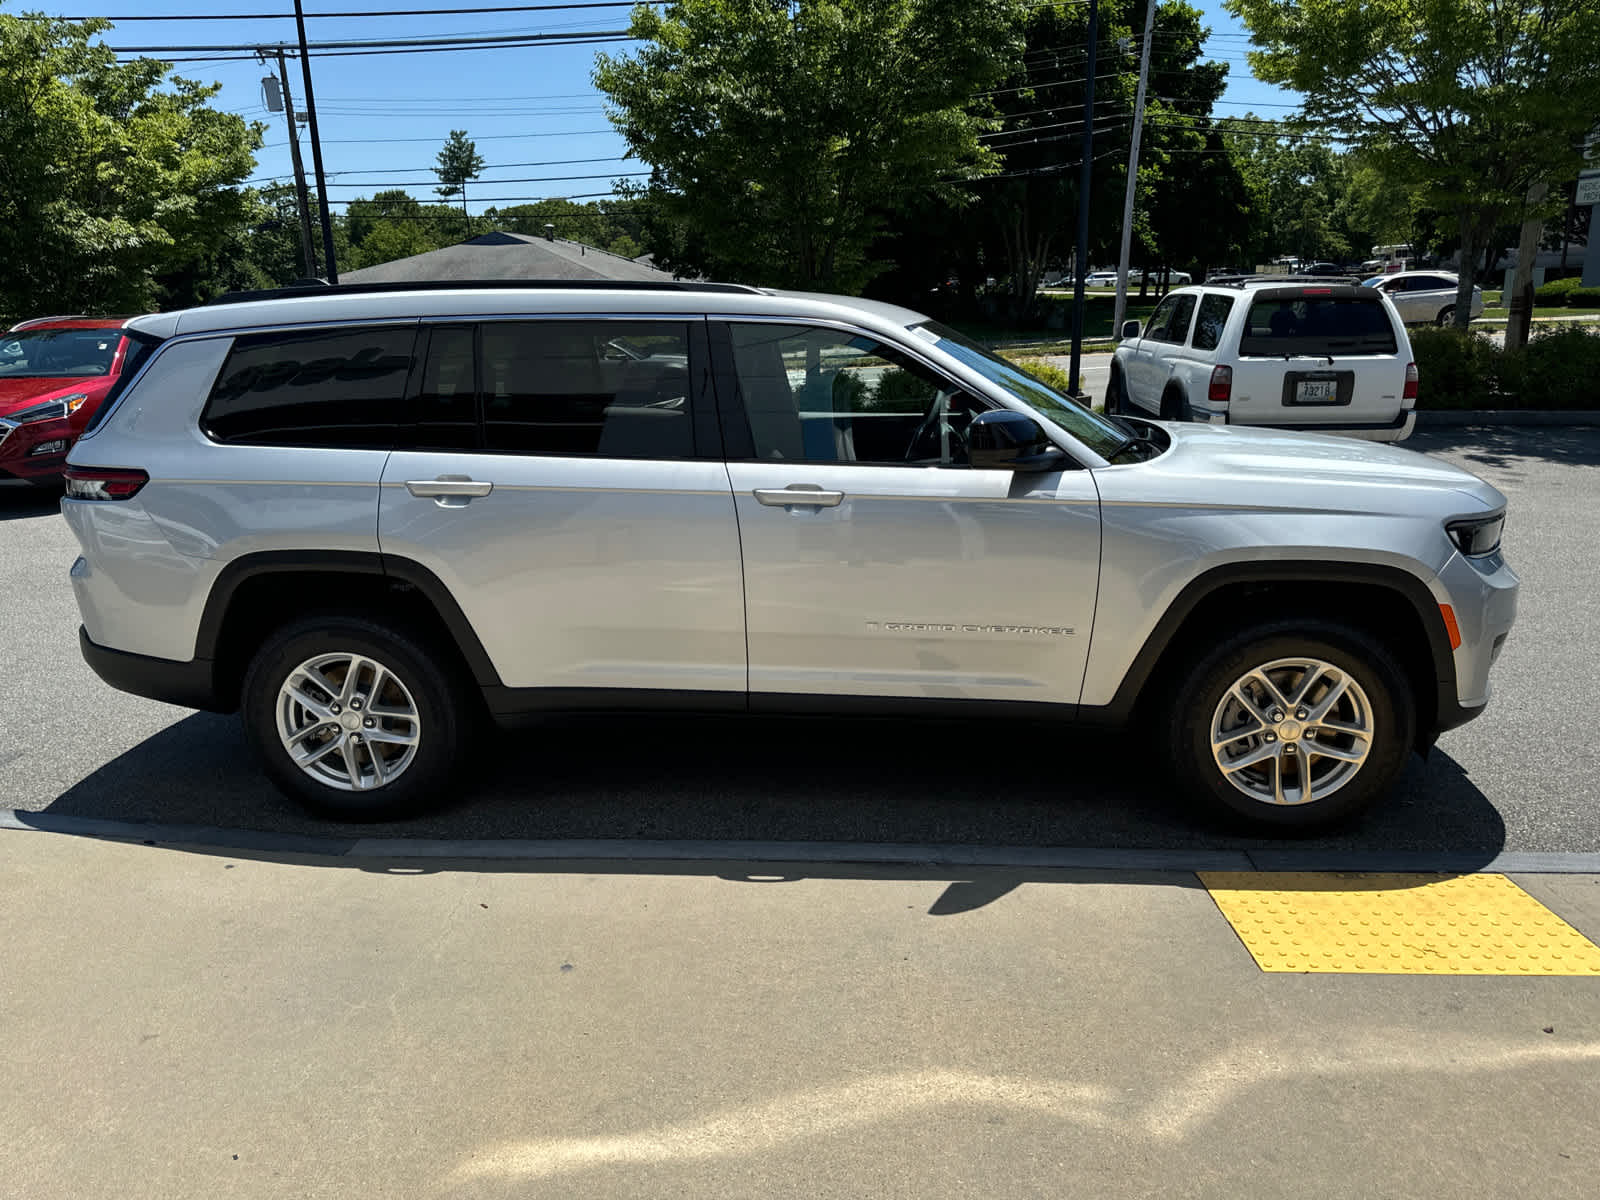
(204, 325), (416, 447)
(0, 329), (121, 378)
(1192, 294), (1236, 351)
(1144, 296), (1179, 341)
(480, 321), (693, 457)
(728, 323), (982, 466)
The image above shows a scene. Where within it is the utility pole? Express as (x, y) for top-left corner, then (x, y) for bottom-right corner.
(1066, 0), (1100, 398)
(293, 0), (339, 283)
(1112, 0), (1157, 346)
(262, 48), (317, 279)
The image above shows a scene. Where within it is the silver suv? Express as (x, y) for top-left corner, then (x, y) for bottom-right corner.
(1110, 279), (1419, 441)
(62, 281), (1518, 831)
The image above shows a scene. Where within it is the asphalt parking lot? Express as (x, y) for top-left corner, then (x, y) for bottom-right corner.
(3, 424), (1596, 856)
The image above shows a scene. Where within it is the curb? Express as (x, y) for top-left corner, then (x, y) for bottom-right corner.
(1415, 409), (1600, 427)
(6, 810), (1600, 875)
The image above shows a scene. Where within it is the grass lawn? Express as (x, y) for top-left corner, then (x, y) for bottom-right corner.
(952, 294), (1158, 353)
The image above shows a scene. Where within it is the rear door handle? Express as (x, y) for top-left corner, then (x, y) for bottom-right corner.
(754, 485), (845, 508)
(406, 476), (493, 504)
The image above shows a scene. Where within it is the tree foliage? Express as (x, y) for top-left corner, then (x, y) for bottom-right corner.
(0, 10), (260, 315)
(433, 128), (485, 236)
(1225, 0), (1600, 326)
(595, 0), (1023, 291)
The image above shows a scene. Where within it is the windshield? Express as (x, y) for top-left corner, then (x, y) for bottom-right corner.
(911, 320), (1129, 459)
(0, 329), (121, 378)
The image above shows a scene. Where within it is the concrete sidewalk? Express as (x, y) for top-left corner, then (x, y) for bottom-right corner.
(4, 828), (1599, 1198)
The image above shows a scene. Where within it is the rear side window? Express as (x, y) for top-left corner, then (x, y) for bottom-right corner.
(479, 321), (693, 457)
(1191, 295), (1235, 351)
(1238, 297), (1398, 357)
(204, 326), (416, 447)
(1163, 294), (1197, 344)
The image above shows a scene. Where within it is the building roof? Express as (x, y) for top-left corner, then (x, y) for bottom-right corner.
(339, 230), (678, 285)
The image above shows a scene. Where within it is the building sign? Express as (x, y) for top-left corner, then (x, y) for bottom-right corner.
(1579, 170), (1600, 207)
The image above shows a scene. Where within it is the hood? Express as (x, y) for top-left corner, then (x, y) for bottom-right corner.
(1137, 420), (1505, 512)
(0, 376), (102, 417)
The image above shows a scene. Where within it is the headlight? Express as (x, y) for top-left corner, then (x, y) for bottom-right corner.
(1447, 513), (1504, 557)
(12, 392), (90, 423)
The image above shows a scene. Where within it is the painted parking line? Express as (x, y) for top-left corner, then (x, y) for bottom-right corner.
(1200, 871), (1600, 975)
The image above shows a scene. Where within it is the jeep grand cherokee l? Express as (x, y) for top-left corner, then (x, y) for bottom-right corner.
(62, 281), (1518, 830)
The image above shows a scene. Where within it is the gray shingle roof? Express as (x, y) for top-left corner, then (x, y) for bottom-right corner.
(340, 231), (677, 284)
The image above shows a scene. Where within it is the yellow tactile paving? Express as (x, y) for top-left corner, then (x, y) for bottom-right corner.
(1199, 872), (1600, 975)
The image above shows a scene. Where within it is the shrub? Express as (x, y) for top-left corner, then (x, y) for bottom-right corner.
(1409, 325), (1600, 409)
(1569, 286), (1600, 308)
(1534, 276), (1581, 306)
(1004, 356), (1078, 396)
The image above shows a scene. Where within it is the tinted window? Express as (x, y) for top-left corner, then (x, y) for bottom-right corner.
(0, 328), (121, 378)
(413, 326), (478, 450)
(481, 321), (692, 457)
(730, 323), (981, 465)
(1164, 294), (1197, 344)
(1144, 296), (1179, 340)
(1192, 295), (1236, 351)
(1408, 275), (1452, 292)
(205, 326), (416, 447)
(1239, 297), (1398, 357)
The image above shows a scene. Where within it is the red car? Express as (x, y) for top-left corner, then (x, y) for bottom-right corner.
(0, 316), (137, 486)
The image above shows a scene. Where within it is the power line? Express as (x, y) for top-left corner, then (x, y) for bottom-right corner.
(244, 155), (629, 185)
(108, 29), (630, 52)
(42, 3), (650, 19)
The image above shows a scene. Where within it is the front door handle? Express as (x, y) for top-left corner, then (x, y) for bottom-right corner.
(406, 477), (493, 499)
(406, 476), (493, 506)
(754, 485), (845, 508)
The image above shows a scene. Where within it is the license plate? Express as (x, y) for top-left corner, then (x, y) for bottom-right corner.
(1295, 379), (1337, 403)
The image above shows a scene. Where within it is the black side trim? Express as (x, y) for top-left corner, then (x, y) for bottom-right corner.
(79, 627), (224, 712)
(750, 692), (1074, 722)
(193, 550), (503, 688)
(1090, 560), (1458, 730)
(484, 686), (746, 727)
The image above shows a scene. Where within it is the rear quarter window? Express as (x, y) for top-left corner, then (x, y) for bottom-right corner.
(1238, 296), (1398, 357)
(203, 325), (417, 448)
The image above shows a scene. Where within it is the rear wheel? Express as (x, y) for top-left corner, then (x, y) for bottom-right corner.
(241, 615), (471, 819)
(1160, 388), (1191, 421)
(1165, 621), (1414, 831)
(1105, 368), (1127, 415)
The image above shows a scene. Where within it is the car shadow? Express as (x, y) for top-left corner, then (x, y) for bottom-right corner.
(0, 484), (61, 521)
(1409, 425), (1600, 470)
(34, 711), (1508, 870)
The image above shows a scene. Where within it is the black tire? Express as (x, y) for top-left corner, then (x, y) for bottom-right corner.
(1105, 367), (1126, 415)
(240, 615), (471, 820)
(1435, 306), (1455, 327)
(1160, 388), (1192, 421)
(1165, 620), (1415, 832)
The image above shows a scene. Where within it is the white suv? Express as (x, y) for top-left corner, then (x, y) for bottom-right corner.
(1108, 280), (1418, 442)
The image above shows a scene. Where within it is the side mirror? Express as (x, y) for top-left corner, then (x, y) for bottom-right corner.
(1121, 320), (1142, 340)
(968, 410), (1065, 472)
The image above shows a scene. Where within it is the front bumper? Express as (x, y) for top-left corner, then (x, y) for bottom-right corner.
(79, 626), (226, 713)
(0, 415), (76, 481)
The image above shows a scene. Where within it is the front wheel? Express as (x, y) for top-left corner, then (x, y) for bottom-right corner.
(240, 616), (471, 819)
(1435, 306), (1456, 327)
(1165, 621), (1415, 831)
(1104, 368), (1127, 415)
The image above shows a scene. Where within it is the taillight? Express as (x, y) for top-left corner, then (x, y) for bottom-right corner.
(1208, 364), (1233, 403)
(63, 466), (148, 501)
(1403, 361), (1419, 402)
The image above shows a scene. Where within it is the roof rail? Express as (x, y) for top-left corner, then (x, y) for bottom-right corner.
(205, 278), (768, 306)
(1209, 274), (1363, 288)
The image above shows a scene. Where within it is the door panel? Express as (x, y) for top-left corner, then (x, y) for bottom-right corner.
(726, 462), (1101, 705)
(381, 453), (745, 691)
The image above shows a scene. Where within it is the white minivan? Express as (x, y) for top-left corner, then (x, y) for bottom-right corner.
(1108, 279), (1418, 442)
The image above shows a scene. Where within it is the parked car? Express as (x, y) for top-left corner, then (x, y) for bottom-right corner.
(1362, 271), (1484, 326)
(1084, 270), (1122, 287)
(1299, 262), (1348, 276)
(1107, 279), (1419, 442)
(64, 280), (1515, 831)
(0, 316), (141, 486)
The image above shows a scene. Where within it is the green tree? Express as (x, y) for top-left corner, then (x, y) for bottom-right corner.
(0, 10), (260, 314)
(1226, 0), (1600, 328)
(433, 129), (485, 239)
(595, 0), (1022, 291)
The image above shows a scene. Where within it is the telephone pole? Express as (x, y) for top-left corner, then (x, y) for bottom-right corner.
(1066, 0), (1100, 397)
(261, 48), (317, 278)
(1113, 0), (1157, 344)
(293, 0), (339, 283)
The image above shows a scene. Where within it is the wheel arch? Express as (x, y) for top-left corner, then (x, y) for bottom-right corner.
(198, 551), (501, 712)
(1091, 561), (1458, 750)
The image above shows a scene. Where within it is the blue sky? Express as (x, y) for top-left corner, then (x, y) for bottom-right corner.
(30, 1), (1299, 217)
